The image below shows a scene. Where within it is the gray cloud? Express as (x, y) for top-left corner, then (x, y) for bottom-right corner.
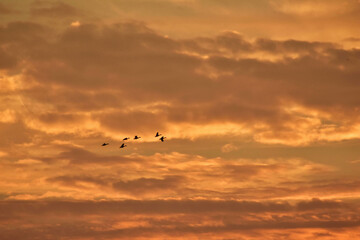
(0, 198), (353, 216)
(0, 3), (13, 15)
(1, 20), (360, 145)
(0, 48), (17, 70)
(0, 21), (48, 45)
(31, 2), (79, 18)
(47, 174), (109, 188)
(42, 146), (142, 165)
(0, 121), (35, 147)
(0, 199), (359, 239)
(113, 175), (185, 195)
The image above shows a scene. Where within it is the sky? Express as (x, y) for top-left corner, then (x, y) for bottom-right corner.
(1, 0), (360, 239)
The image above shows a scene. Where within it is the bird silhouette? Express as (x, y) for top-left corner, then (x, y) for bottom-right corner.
(101, 143), (109, 146)
(134, 135), (141, 140)
(155, 132), (161, 137)
(159, 136), (166, 142)
(123, 137), (130, 141)
(120, 143), (127, 148)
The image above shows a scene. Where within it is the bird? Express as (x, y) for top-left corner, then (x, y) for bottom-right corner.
(101, 143), (109, 146)
(123, 137), (130, 141)
(159, 136), (166, 142)
(120, 143), (127, 148)
(155, 132), (161, 137)
(134, 135), (141, 140)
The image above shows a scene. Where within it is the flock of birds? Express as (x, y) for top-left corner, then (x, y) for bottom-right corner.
(101, 132), (166, 149)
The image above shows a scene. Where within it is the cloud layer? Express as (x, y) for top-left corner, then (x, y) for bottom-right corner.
(1, 1), (360, 239)
(1, 19), (360, 145)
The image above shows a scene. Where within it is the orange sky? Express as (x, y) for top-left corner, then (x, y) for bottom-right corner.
(1, 1), (360, 239)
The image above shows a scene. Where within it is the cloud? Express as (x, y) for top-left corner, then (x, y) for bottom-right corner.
(254, 38), (337, 54)
(269, 0), (356, 16)
(1, 3), (360, 239)
(70, 21), (80, 27)
(0, 198), (354, 216)
(0, 3), (13, 15)
(96, 110), (167, 135)
(1, 19), (360, 148)
(47, 174), (109, 189)
(343, 37), (360, 42)
(0, 3), (16, 15)
(0, 121), (36, 146)
(296, 198), (347, 211)
(31, 2), (79, 18)
(46, 173), (185, 197)
(0, 21), (47, 45)
(0, 49), (17, 70)
(113, 175), (185, 196)
(0, 199), (359, 239)
(221, 143), (238, 153)
(2, 145), (335, 201)
(42, 145), (142, 165)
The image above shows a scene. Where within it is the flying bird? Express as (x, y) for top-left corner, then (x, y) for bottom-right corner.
(101, 143), (109, 146)
(155, 132), (161, 137)
(120, 143), (127, 148)
(134, 135), (141, 140)
(123, 137), (130, 141)
(159, 136), (166, 142)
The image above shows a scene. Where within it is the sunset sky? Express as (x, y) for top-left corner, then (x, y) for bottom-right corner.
(1, 0), (360, 239)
